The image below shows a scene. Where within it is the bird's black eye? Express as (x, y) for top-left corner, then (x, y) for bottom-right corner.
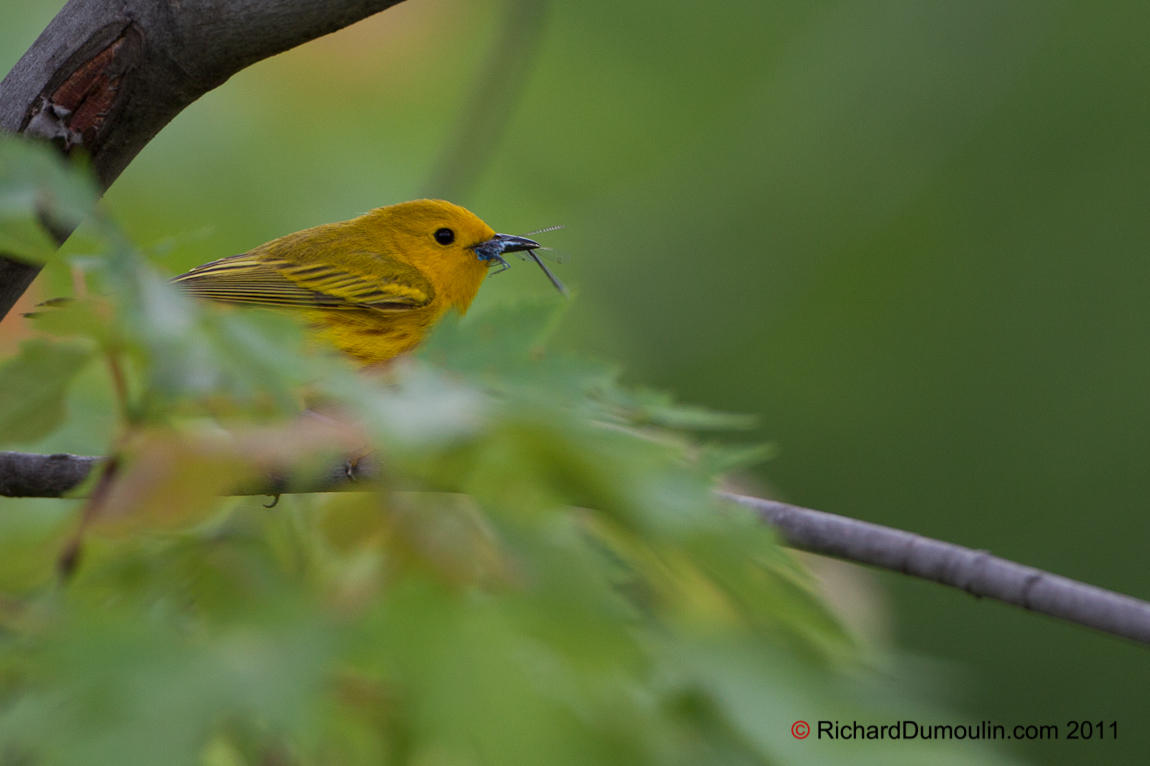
(434, 228), (455, 245)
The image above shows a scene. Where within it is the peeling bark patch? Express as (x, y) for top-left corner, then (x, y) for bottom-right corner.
(24, 100), (81, 147)
(25, 35), (132, 152)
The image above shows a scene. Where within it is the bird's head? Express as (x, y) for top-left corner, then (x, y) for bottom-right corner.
(371, 200), (564, 296)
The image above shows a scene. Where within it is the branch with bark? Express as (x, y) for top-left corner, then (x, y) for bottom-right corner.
(722, 493), (1150, 646)
(0, 0), (405, 319)
(0, 449), (379, 499)
(3, 449), (1147, 646)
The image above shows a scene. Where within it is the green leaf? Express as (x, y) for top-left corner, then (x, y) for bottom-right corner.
(0, 214), (59, 263)
(0, 338), (93, 446)
(419, 299), (567, 372)
(603, 385), (759, 430)
(0, 136), (101, 261)
(698, 442), (779, 477)
(26, 297), (113, 345)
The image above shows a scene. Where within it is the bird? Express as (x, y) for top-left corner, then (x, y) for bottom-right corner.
(171, 199), (565, 365)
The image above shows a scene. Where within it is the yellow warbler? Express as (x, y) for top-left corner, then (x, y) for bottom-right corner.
(173, 199), (564, 364)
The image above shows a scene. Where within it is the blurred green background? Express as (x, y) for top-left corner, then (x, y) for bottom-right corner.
(4, 0), (1149, 763)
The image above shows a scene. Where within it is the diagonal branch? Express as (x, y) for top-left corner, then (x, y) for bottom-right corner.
(2, 449), (1148, 646)
(721, 492), (1150, 646)
(0, 0), (407, 321)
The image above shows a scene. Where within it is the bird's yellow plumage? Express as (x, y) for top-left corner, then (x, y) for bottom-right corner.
(173, 199), (558, 364)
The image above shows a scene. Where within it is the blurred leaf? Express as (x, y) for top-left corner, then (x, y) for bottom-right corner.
(419, 300), (616, 408)
(0, 135), (101, 259)
(0, 338), (93, 446)
(603, 385), (759, 431)
(0, 497), (76, 595)
(420, 300), (565, 372)
(26, 296), (116, 345)
(88, 435), (250, 536)
(7, 606), (336, 766)
(697, 442), (778, 477)
(0, 213), (58, 262)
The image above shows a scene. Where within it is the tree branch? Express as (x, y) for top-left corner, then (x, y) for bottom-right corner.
(0, 450), (377, 498)
(0, 0), (406, 321)
(721, 492), (1150, 646)
(3, 449), (1147, 645)
(0, 451), (99, 498)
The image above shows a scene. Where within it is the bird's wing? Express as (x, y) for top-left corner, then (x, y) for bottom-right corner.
(172, 251), (434, 310)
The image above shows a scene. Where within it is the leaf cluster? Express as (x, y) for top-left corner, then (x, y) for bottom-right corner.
(0, 138), (1012, 766)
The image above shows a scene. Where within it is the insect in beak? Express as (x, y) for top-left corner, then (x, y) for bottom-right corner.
(472, 233), (568, 296)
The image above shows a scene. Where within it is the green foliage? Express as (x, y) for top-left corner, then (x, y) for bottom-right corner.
(0, 137), (99, 261)
(0, 338), (92, 445)
(0, 138), (1014, 766)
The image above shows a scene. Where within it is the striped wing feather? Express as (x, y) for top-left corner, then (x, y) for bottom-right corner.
(173, 251), (434, 311)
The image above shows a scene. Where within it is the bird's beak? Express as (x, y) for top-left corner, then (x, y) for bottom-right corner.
(472, 234), (541, 263)
(472, 233), (568, 295)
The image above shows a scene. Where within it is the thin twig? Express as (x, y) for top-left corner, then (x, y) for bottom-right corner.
(104, 350), (133, 424)
(58, 454), (119, 579)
